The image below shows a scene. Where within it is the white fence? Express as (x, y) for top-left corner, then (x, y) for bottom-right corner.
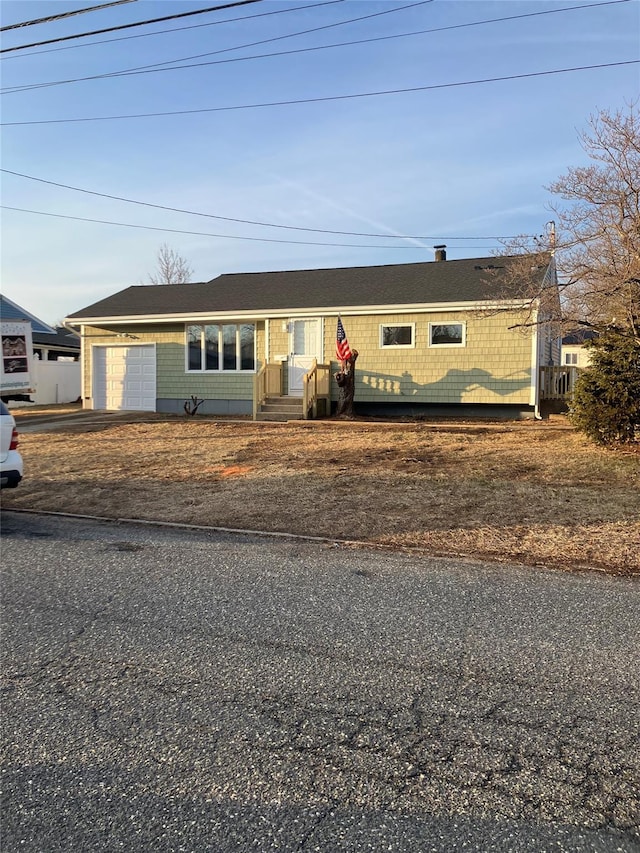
(31, 359), (81, 404)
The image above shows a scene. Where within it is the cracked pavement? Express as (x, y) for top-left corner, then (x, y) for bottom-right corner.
(1, 511), (639, 852)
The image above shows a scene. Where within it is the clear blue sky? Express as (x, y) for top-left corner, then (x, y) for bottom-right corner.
(1, 0), (638, 324)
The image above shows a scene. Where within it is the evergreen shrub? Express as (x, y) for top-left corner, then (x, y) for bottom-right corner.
(569, 330), (640, 445)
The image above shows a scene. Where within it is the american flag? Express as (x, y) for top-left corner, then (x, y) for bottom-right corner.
(336, 317), (352, 362)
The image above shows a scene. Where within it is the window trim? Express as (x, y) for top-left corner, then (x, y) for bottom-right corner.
(379, 323), (416, 349)
(428, 321), (466, 348)
(186, 323), (256, 373)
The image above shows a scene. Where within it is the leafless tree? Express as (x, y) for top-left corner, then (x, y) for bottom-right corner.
(495, 103), (640, 341)
(552, 103), (639, 339)
(148, 243), (194, 285)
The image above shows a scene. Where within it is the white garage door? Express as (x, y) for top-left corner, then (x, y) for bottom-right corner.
(93, 345), (156, 411)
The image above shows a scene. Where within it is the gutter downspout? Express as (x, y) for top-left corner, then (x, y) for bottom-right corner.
(531, 312), (543, 420)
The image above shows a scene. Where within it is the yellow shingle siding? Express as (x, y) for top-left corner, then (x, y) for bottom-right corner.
(83, 311), (534, 408)
(323, 310), (534, 405)
(268, 322), (289, 360)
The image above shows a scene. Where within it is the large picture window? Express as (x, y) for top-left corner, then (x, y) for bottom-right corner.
(429, 322), (465, 347)
(380, 324), (415, 348)
(187, 324), (255, 371)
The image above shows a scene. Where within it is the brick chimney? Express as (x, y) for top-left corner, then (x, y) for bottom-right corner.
(434, 244), (447, 261)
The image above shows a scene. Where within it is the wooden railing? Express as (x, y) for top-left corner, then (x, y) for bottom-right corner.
(302, 360), (331, 419)
(253, 362), (282, 419)
(539, 365), (580, 400)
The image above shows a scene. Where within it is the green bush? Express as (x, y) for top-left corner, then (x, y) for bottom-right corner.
(569, 330), (640, 445)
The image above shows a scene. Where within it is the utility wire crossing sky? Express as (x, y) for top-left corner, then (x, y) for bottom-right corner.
(1, 0), (638, 324)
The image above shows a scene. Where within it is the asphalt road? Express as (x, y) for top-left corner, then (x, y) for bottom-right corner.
(1, 511), (639, 853)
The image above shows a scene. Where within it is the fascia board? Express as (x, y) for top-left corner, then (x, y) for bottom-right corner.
(65, 299), (532, 326)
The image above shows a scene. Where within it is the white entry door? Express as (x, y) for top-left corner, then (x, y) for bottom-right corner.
(288, 319), (322, 396)
(93, 344), (156, 411)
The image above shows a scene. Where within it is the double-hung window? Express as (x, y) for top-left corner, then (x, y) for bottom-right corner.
(187, 324), (255, 372)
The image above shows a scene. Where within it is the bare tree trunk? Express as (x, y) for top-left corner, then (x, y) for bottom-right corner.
(334, 350), (358, 418)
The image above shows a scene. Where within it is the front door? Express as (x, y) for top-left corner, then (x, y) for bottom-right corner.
(288, 319), (322, 396)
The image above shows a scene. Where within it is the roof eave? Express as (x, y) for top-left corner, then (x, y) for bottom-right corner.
(66, 298), (534, 326)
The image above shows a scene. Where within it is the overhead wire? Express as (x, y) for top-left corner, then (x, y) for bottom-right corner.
(6, 205), (583, 252)
(2, 61), (637, 126)
(0, 0), (264, 54)
(1, 0), (626, 93)
(0, 168), (526, 241)
(0, 0), (427, 77)
(0, 0), (138, 32)
(0, 1), (435, 96)
(0, 0), (346, 59)
(1, 4), (632, 253)
(63, 0), (433, 77)
(0, 206), (501, 250)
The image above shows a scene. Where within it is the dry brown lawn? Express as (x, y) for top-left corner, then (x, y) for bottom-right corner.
(5, 408), (639, 575)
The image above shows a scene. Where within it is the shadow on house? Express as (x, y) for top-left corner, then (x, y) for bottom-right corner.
(352, 368), (534, 419)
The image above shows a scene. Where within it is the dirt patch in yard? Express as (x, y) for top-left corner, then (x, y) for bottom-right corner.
(4, 414), (639, 575)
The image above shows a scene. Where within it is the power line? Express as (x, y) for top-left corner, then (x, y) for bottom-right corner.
(10, 203), (583, 252)
(1, 168), (526, 241)
(1, 1), (433, 94)
(0, 0), (264, 54)
(76, 0), (432, 77)
(81, 1), (432, 74)
(1, 0), (624, 94)
(0, 0), (346, 60)
(0, 0), (138, 32)
(0, 0), (425, 74)
(2, 206), (496, 249)
(3, 60), (637, 126)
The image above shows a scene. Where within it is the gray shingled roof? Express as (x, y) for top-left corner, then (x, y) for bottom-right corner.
(562, 328), (599, 345)
(32, 327), (80, 350)
(67, 256), (543, 321)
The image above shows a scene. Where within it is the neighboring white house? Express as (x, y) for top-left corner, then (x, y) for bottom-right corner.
(561, 329), (598, 368)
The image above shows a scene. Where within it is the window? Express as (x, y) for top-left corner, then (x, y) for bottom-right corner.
(565, 352), (578, 365)
(380, 324), (415, 348)
(429, 322), (465, 347)
(187, 324), (255, 371)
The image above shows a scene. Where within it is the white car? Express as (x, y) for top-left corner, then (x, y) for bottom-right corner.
(0, 401), (23, 488)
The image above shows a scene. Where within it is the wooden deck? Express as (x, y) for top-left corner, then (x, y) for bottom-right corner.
(539, 365), (581, 400)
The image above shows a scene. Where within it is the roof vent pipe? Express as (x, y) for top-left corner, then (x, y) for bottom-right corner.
(434, 244), (447, 261)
